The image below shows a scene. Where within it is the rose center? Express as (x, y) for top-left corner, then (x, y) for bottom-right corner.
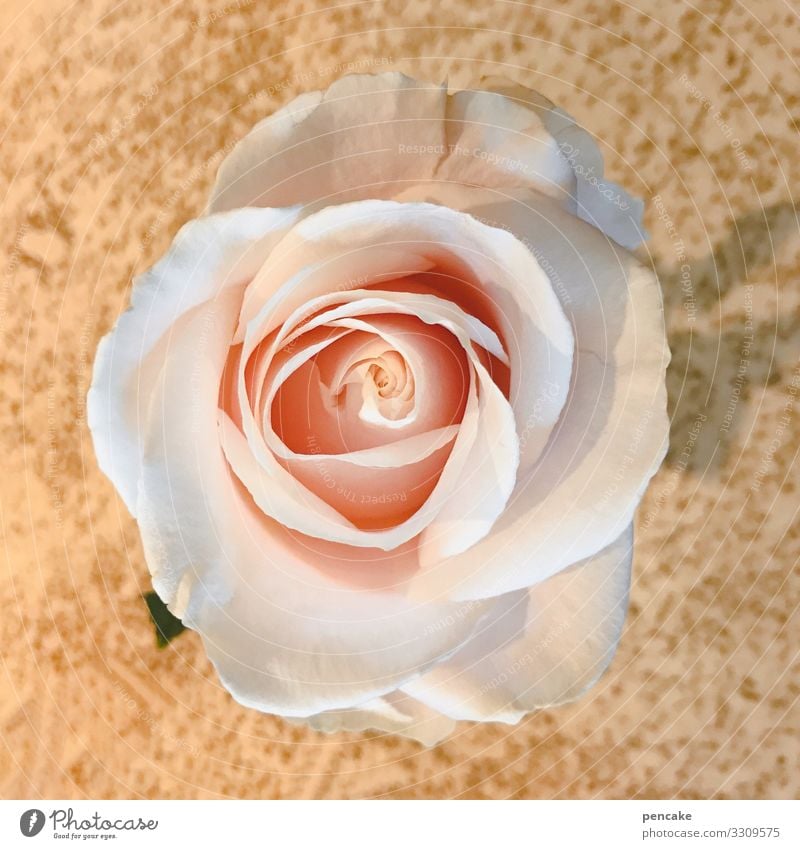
(343, 350), (415, 424)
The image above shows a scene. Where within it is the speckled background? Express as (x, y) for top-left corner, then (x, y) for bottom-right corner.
(1, 0), (798, 799)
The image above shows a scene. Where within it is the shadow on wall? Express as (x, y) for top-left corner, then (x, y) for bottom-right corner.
(652, 201), (799, 476)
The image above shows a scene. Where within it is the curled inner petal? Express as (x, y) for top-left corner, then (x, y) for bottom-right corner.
(213, 201), (568, 557)
(267, 314), (472, 528)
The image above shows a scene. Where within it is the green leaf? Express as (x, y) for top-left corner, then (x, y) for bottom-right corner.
(144, 591), (187, 648)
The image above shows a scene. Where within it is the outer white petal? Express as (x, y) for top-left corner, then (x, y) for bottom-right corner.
(209, 72), (643, 249)
(402, 525), (633, 722)
(394, 185), (669, 601)
(136, 287), (499, 715)
(474, 77), (646, 249)
(87, 206), (301, 514)
(208, 72), (447, 213)
(434, 87), (575, 203)
(293, 691), (457, 747)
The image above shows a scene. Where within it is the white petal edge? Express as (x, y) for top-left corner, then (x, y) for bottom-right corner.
(87, 206), (301, 514)
(403, 524), (633, 722)
(434, 86), (576, 203)
(290, 691), (457, 747)
(475, 76), (647, 250)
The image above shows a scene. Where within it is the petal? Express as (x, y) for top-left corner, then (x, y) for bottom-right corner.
(222, 352), (481, 551)
(87, 206), (301, 514)
(261, 291), (504, 460)
(264, 315), (469, 530)
(268, 323), (466, 453)
(209, 73), (642, 248)
(294, 691), (456, 747)
(136, 288), (499, 715)
(241, 199), (573, 474)
(417, 352), (519, 564)
(402, 525), (633, 722)
(434, 87), (575, 203)
(233, 303), (519, 552)
(394, 185), (668, 601)
(208, 72), (447, 213)
(284, 425), (461, 469)
(272, 289), (509, 370)
(218, 199), (566, 554)
(476, 77), (646, 249)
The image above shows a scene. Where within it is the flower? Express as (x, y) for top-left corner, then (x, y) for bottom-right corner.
(88, 72), (669, 745)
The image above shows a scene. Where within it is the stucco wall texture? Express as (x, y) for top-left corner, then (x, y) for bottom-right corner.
(1, 0), (798, 799)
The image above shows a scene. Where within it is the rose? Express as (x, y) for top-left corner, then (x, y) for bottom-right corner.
(88, 72), (668, 745)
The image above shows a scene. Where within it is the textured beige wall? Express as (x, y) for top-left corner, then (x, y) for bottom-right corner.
(1, 0), (798, 799)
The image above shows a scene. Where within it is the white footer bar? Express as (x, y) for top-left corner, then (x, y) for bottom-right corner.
(2, 800), (798, 848)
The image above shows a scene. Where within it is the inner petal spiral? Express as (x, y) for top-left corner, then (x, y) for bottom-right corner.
(268, 312), (470, 529)
(215, 200), (568, 556)
(346, 350), (416, 425)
